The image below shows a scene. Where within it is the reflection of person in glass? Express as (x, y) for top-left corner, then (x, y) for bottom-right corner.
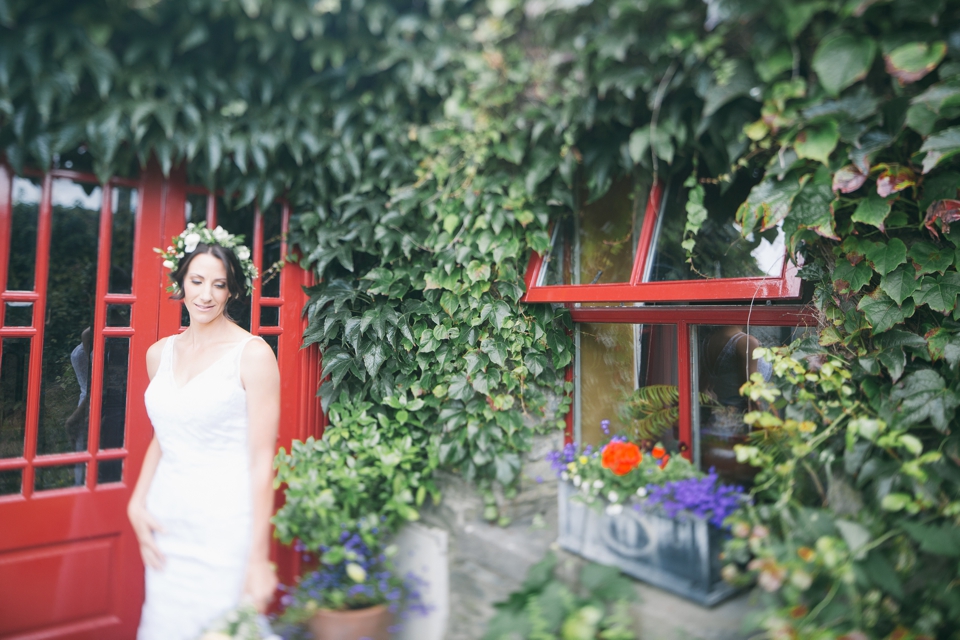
(65, 327), (93, 485)
(699, 326), (773, 484)
(127, 229), (278, 639)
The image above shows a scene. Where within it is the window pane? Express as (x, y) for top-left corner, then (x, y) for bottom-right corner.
(648, 168), (784, 282)
(578, 323), (678, 448)
(4, 302), (33, 327)
(109, 187), (137, 293)
(37, 180), (100, 455)
(185, 193), (208, 225)
(694, 325), (805, 485)
(216, 198), (255, 330)
(260, 306), (279, 327)
(99, 338), (129, 450)
(7, 177), (41, 291)
(261, 204), (283, 298)
(97, 459), (123, 484)
(106, 305), (131, 327)
(542, 176), (651, 286)
(35, 463), (85, 491)
(0, 469), (21, 496)
(0, 338), (30, 459)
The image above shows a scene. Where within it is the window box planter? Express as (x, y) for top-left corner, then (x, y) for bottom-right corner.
(557, 480), (741, 606)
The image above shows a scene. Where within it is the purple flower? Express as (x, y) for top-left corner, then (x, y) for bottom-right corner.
(643, 472), (744, 527)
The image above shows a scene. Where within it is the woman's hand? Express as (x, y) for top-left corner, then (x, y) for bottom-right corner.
(242, 559), (278, 612)
(127, 500), (165, 570)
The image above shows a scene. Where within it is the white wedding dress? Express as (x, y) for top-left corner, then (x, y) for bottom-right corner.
(138, 334), (260, 640)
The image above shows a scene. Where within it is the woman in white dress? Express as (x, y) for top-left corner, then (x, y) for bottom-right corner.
(127, 226), (279, 639)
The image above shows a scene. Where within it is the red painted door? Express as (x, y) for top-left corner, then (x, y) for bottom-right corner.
(0, 161), (321, 638)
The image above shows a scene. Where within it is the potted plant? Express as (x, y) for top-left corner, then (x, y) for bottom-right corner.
(549, 423), (747, 606)
(271, 397), (435, 638)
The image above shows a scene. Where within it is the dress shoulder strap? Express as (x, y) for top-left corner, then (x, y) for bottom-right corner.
(232, 335), (264, 386)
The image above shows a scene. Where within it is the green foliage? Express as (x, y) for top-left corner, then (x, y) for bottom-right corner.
(482, 552), (638, 640)
(619, 385), (716, 443)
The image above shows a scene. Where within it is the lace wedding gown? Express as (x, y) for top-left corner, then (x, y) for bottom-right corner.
(138, 334), (260, 640)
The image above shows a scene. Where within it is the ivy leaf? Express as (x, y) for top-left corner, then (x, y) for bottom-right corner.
(908, 242), (953, 275)
(524, 352), (547, 378)
(890, 369), (960, 431)
(858, 290), (915, 333)
(794, 120), (840, 165)
(877, 347), (905, 382)
(851, 191), (893, 231)
(493, 452), (521, 486)
(812, 32), (877, 96)
(788, 171), (839, 239)
(878, 264), (918, 305)
(736, 173), (805, 233)
(832, 165), (867, 193)
(865, 238), (906, 276)
(321, 348), (358, 389)
(480, 338), (507, 367)
(447, 374), (473, 401)
(362, 340), (389, 378)
(919, 126), (960, 174)
(875, 163), (916, 198)
(923, 200), (960, 239)
(884, 41), (947, 85)
(849, 130), (894, 174)
(926, 327), (960, 368)
(915, 272), (960, 312)
(901, 521), (960, 557)
(833, 258), (873, 293)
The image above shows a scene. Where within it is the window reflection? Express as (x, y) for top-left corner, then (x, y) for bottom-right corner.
(7, 177), (41, 291)
(648, 167), (785, 283)
(0, 338), (30, 459)
(3, 302), (32, 327)
(541, 176), (651, 286)
(0, 469), (21, 496)
(35, 464), (86, 491)
(694, 325), (801, 485)
(37, 180), (101, 457)
(577, 323), (678, 448)
(97, 459), (123, 484)
(99, 338), (129, 451)
(109, 187), (137, 293)
(261, 204), (283, 298)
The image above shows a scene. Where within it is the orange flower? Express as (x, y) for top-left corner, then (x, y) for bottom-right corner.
(658, 454), (671, 469)
(651, 445), (666, 459)
(601, 441), (642, 476)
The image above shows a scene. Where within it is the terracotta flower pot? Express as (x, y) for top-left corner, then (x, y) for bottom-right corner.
(308, 604), (392, 640)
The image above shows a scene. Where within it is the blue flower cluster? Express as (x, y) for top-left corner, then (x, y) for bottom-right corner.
(642, 471), (745, 527)
(546, 442), (578, 475)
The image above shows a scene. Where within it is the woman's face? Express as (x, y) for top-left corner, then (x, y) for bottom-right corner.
(182, 252), (230, 324)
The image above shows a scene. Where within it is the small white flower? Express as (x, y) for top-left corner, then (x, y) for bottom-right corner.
(345, 562), (367, 583)
(607, 491), (619, 503)
(166, 245), (174, 252)
(560, 472), (569, 481)
(593, 480), (604, 489)
(236, 245), (251, 261)
(162, 260), (175, 270)
(183, 232), (202, 253)
(213, 225), (230, 242)
(573, 475), (582, 487)
(605, 504), (623, 516)
(636, 487), (648, 498)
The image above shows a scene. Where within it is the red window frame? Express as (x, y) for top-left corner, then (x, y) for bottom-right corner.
(522, 181), (802, 304)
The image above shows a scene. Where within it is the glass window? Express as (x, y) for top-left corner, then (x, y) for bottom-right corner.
(0, 469), (21, 496)
(109, 187), (137, 293)
(0, 338), (30, 459)
(6, 177), (41, 291)
(540, 175), (651, 286)
(216, 198), (255, 330)
(34, 464), (85, 491)
(647, 167), (785, 283)
(261, 204), (283, 298)
(3, 302), (33, 327)
(577, 323), (679, 449)
(693, 325), (806, 485)
(185, 193), (208, 226)
(98, 338), (129, 451)
(97, 459), (123, 484)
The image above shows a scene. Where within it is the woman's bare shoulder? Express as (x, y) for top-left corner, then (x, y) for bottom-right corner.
(145, 336), (172, 378)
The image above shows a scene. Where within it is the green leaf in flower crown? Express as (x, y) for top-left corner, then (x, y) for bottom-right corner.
(833, 258), (873, 293)
(919, 126), (960, 174)
(890, 369), (960, 431)
(884, 41), (947, 85)
(852, 192), (893, 231)
(915, 272), (960, 313)
(878, 264), (918, 305)
(736, 173), (805, 233)
(908, 241), (953, 276)
(858, 290), (915, 333)
(812, 32), (877, 96)
(865, 238), (906, 276)
(794, 120), (840, 165)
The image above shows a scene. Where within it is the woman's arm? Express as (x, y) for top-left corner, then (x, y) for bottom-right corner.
(127, 339), (166, 570)
(239, 338), (281, 611)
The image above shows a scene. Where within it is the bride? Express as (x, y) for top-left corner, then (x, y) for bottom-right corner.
(128, 224), (279, 639)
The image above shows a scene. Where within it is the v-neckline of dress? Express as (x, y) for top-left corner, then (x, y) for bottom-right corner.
(169, 334), (243, 390)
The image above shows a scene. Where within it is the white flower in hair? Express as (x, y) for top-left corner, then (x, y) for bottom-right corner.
(183, 232), (202, 253)
(212, 225), (230, 242)
(162, 260), (175, 270)
(236, 246), (251, 261)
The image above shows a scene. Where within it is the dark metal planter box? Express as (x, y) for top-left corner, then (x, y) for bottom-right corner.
(557, 481), (740, 606)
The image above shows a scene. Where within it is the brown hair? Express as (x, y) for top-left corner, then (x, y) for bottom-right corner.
(169, 244), (247, 318)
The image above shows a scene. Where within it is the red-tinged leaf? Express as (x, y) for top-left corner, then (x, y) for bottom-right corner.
(884, 42), (947, 85)
(832, 165), (868, 193)
(923, 199), (960, 239)
(875, 164), (916, 197)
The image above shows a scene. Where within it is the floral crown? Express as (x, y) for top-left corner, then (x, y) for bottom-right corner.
(155, 222), (258, 295)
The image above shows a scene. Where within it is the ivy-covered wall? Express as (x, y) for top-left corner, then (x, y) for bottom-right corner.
(6, 0), (960, 637)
